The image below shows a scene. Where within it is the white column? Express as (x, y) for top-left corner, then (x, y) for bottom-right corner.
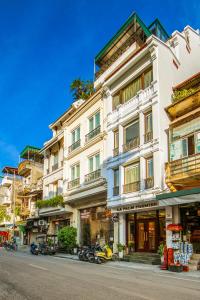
(113, 221), (119, 253)
(153, 150), (162, 189)
(165, 206), (173, 248)
(139, 111), (144, 146)
(70, 208), (80, 245)
(119, 214), (126, 244)
(119, 124), (123, 154)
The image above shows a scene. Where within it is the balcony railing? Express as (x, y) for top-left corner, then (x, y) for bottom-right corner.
(113, 186), (119, 196)
(85, 169), (101, 183)
(68, 178), (80, 189)
(167, 153), (200, 178)
(68, 140), (81, 153)
(123, 137), (139, 153)
(123, 181), (140, 193)
(113, 148), (119, 157)
(85, 126), (101, 143)
(52, 163), (58, 172)
(144, 131), (153, 143)
(144, 177), (154, 189)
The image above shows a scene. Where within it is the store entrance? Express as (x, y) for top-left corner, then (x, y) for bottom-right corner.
(137, 220), (156, 252)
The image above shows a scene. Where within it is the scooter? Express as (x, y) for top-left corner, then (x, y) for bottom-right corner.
(30, 243), (39, 255)
(94, 244), (116, 264)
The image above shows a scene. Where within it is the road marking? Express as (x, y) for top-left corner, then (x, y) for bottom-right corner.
(29, 264), (48, 271)
(103, 265), (200, 283)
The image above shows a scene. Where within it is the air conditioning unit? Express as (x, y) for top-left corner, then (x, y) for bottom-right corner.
(38, 220), (45, 226)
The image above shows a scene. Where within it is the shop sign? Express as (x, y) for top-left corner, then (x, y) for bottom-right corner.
(115, 201), (158, 213)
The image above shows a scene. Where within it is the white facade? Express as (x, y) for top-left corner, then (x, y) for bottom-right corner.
(95, 25), (200, 249)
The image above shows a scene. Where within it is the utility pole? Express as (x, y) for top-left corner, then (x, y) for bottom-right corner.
(12, 170), (16, 239)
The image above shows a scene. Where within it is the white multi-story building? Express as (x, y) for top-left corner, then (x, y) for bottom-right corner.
(93, 13), (200, 252)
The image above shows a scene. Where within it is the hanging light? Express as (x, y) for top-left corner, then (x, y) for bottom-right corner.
(186, 210), (189, 216)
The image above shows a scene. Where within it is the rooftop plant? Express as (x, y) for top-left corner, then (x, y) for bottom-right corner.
(172, 87), (199, 103)
(36, 195), (64, 209)
(70, 78), (94, 101)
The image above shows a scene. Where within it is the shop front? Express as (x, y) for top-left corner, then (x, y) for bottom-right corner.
(80, 205), (114, 246)
(126, 210), (166, 252)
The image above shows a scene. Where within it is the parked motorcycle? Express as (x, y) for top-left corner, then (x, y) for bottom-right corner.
(94, 244), (117, 264)
(78, 245), (102, 262)
(30, 242), (39, 255)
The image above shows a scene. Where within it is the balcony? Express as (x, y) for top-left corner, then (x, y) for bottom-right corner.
(68, 178), (80, 190)
(18, 160), (31, 176)
(52, 163), (58, 172)
(68, 140), (81, 153)
(166, 153), (200, 190)
(123, 181), (140, 193)
(1, 176), (13, 187)
(85, 169), (101, 183)
(113, 148), (119, 157)
(85, 126), (101, 143)
(123, 137), (139, 153)
(113, 186), (119, 196)
(144, 177), (154, 189)
(0, 196), (11, 206)
(144, 131), (153, 143)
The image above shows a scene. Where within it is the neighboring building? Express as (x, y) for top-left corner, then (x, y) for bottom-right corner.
(157, 72), (200, 254)
(40, 107), (70, 236)
(0, 167), (22, 243)
(17, 146), (43, 244)
(63, 91), (113, 246)
(94, 13), (200, 252)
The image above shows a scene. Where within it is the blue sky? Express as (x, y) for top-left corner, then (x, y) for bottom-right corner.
(0, 0), (199, 171)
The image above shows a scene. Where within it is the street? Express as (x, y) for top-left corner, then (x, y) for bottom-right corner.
(0, 249), (200, 300)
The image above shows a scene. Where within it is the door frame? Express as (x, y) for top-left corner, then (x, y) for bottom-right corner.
(136, 218), (158, 252)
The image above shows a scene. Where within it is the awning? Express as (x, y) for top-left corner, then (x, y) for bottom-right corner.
(156, 188), (200, 206)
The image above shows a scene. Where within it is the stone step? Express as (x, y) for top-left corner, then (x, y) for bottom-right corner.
(123, 253), (161, 265)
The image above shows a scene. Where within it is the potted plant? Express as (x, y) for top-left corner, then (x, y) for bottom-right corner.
(58, 226), (77, 254)
(117, 243), (126, 259)
(128, 241), (135, 253)
(157, 242), (165, 263)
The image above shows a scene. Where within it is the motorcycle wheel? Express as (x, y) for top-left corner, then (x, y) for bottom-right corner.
(95, 257), (102, 264)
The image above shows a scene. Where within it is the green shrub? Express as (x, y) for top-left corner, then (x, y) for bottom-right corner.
(36, 195), (64, 209)
(58, 226), (77, 251)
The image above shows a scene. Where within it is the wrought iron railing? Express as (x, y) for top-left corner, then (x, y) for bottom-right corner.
(85, 169), (101, 183)
(144, 177), (154, 189)
(123, 137), (139, 153)
(85, 126), (101, 142)
(144, 131), (153, 143)
(123, 181), (140, 193)
(68, 140), (81, 153)
(167, 153), (200, 178)
(68, 178), (80, 189)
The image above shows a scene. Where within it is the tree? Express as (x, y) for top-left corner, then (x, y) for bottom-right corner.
(0, 206), (10, 224)
(70, 78), (94, 101)
(58, 226), (77, 251)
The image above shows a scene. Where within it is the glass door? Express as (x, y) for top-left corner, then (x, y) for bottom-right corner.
(137, 222), (145, 250)
(137, 220), (156, 252)
(147, 221), (156, 251)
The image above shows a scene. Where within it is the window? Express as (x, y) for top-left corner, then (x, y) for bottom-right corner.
(71, 164), (80, 180)
(89, 112), (100, 132)
(113, 168), (119, 196)
(124, 163), (140, 184)
(170, 134), (198, 161)
(113, 168), (119, 187)
(146, 157), (153, 178)
(112, 68), (153, 110)
(113, 130), (119, 156)
(145, 112), (152, 133)
(144, 69), (153, 89)
(88, 153), (100, 173)
(144, 111), (153, 143)
(124, 120), (139, 144)
(72, 126), (80, 144)
(53, 152), (58, 165)
(53, 182), (58, 196)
